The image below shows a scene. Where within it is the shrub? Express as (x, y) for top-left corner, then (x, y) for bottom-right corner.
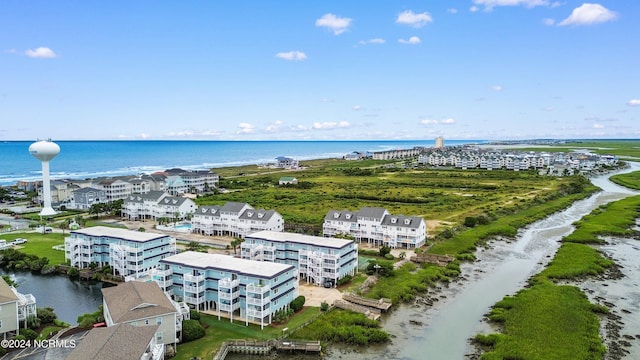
(320, 301), (330, 312)
(189, 310), (201, 321)
(67, 267), (79, 279)
(384, 253), (394, 260)
(464, 217), (477, 227)
(337, 275), (352, 286)
(290, 296), (306, 312)
(21, 328), (38, 340)
(37, 307), (58, 324)
(378, 246), (391, 257)
(27, 315), (41, 330)
(182, 319), (205, 342)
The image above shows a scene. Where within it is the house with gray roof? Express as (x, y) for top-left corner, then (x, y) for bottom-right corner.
(102, 281), (187, 350)
(324, 207), (426, 248)
(67, 323), (164, 360)
(192, 202), (283, 238)
(69, 186), (107, 210)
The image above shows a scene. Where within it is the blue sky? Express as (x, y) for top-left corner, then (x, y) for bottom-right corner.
(1, 1), (638, 141)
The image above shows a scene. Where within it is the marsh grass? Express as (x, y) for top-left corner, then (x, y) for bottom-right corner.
(477, 194), (640, 359)
(609, 170), (640, 190)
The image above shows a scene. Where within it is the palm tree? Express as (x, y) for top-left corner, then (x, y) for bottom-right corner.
(230, 237), (244, 255)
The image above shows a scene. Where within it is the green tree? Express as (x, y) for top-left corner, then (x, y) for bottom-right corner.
(182, 319), (205, 342)
(230, 237), (244, 255)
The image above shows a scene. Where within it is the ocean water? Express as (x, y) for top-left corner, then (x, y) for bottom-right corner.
(0, 140), (483, 186)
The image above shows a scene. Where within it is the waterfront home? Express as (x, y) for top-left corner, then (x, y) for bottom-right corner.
(278, 176), (298, 185)
(164, 168), (219, 194)
(323, 207), (426, 248)
(159, 251), (298, 329)
(67, 323), (164, 360)
(93, 177), (134, 201)
(191, 202), (284, 238)
(121, 191), (196, 221)
(0, 277), (37, 338)
(64, 226), (176, 279)
(371, 147), (423, 160)
(242, 230), (358, 287)
(275, 156), (299, 169)
(102, 281), (188, 350)
(68, 187), (107, 210)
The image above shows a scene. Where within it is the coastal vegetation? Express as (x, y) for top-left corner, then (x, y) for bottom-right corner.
(475, 194), (640, 359)
(203, 159), (592, 235)
(609, 170), (640, 190)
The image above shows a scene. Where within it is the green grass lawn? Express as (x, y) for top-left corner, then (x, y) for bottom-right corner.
(173, 307), (321, 360)
(609, 170), (640, 190)
(5, 232), (66, 265)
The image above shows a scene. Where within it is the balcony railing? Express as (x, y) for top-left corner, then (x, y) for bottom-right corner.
(218, 278), (239, 288)
(183, 285), (202, 294)
(246, 296), (270, 306)
(246, 283), (270, 294)
(218, 291), (239, 300)
(184, 295), (205, 305)
(183, 273), (205, 282)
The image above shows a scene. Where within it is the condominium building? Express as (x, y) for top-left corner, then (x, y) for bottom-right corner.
(64, 226), (177, 279)
(323, 207), (426, 248)
(242, 230), (358, 287)
(101, 281), (189, 350)
(121, 191), (197, 221)
(0, 277), (37, 338)
(159, 251), (298, 329)
(191, 202), (284, 238)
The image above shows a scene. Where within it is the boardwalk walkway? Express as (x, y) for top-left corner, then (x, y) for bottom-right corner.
(342, 293), (392, 311)
(213, 339), (321, 360)
(334, 299), (381, 320)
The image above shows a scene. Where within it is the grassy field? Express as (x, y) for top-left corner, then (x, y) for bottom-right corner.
(609, 170), (640, 190)
(203, 160), (587, 234)
(3, 231), (66, 265)
(563, 195), (640, 244)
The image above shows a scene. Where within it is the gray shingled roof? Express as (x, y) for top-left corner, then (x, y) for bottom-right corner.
(324, 210), (358, 222)
(194, 205), (222, 216)
(238, 209), (277, 221)
(220, 201), (251, 214)
(381, 214), (424, 228)
(66, 323), (159, 360)
(102, 281), (176, 324)
(159, 196), (189, 206)
(73, 187), (103, 195)
(356, 207), (388, 219)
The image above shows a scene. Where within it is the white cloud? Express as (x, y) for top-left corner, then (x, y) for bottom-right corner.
(473, 0), (549, 11)
(275, 50), (307, 61)
(237, 123), (255, 134)
(358, 38), (386, 45)
(441, 118), (456, 124)
(312, 121), (351, 130)
(265, 120), (283, 133)
(421, 119), (439, 125)
(353, 105), (361, 111)
(558, 3), (617, 26)
(398, 36), (421, 45)
(447, 8), (458, 14)
(315, 13), (352, 35)
(627, 99), (640, 106)
(396, 10), (433, 28)
(421, 118), (456, 125)
(138, 133), (152, 139)
(543, 18), (556, 26)
(491, 85), (503, 91)
(593, 123), (604, 129)
(551, 1), (561, 8)
(470, 6), (480, 12)
(25, 47), (57, 58)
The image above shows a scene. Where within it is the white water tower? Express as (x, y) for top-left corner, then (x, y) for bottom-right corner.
(29, 139), (60, 217)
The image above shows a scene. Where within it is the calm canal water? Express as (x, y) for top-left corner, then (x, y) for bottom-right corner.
(1, 271), (103, 325)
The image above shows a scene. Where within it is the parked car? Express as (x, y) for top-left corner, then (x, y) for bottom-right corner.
(12, 238), (27, 245)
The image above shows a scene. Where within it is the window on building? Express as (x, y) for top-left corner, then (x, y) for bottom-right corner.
(144, 319), (150, 325)
(156, 332), (163, 342)
(156, 317), (162, 325)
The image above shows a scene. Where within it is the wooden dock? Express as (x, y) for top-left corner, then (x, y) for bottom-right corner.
(334, 299), (381, 321)
(342, 294), (392, 311)
(213, 339), (321, 360)
(410, 253), (454, 266)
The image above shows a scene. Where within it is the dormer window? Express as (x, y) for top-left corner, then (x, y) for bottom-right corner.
(391, 218), (397, 224)
(345, 214), (351, 220)
(334, 213), (340, 218)
(247, 212), (254, 217)
(258, 213), (264, 218)
(202, 208), (207, 213)
(404, 219), (411, 225)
